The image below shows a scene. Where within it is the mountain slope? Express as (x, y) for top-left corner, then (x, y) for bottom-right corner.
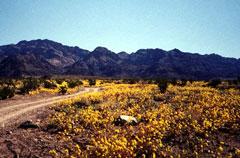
(0, 39), (239, 79)
(0, 53), (59, 77)
(66, 48), (240, 79)
(67, 47), (122, 76)
(0, 39), (89, 77)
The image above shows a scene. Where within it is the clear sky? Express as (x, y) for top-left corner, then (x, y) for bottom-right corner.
(0, 0), (239, 58)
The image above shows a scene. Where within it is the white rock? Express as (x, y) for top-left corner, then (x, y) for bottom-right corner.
(119, 115), (138, 123)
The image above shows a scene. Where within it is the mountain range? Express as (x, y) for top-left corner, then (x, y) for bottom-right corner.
(0, 39), (239, 80)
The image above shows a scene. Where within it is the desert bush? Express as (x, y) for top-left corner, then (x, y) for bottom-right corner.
(68, 80), (83, 88)
(55, 79), (65, 84)
(122, 79), (139, 84)
(43, 80), (58, 89)
(169, 78), (177, 86)
(41, 75), (52, 80)
(59, 86), (67, 95)
(237, 76), (240, 82)
(146, 79), (155, 84)
(19, 78), (40, 94)
(88, 79), (96, 86)
(227, 80), (238, 86)
(156, 80), (168, 93)
(207, 79), (221, 88)
(0, 79), (16, 89)
(179, 79), (187, 86)
(58, 81), (68, 95)
(0, 85), (15, 100)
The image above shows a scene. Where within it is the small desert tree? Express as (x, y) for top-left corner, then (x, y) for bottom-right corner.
(156, 79), (168, 93)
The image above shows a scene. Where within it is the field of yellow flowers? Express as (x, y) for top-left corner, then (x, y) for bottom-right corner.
(48, 82), (240, 157)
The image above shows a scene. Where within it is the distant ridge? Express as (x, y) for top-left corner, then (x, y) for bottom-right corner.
(0, 39), (239, 79)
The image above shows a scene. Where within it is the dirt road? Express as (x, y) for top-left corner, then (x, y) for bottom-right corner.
(0, 87), (100, 127)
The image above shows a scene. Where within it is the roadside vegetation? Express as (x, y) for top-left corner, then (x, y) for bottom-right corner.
(0, 77), (94, 100)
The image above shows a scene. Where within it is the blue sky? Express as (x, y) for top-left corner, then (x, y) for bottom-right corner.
(0, 0), (239, 58)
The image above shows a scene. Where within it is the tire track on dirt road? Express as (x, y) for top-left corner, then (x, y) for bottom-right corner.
(0, 87), (100, 127)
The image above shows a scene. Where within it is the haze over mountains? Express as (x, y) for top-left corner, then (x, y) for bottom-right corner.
(0, 39), (239, 79)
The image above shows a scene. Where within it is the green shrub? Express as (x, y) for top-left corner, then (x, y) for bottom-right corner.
(227, 80), (238, 85)
(207, 79), (221, 88)
(68, 80), (83, 88)
(58, 86), (68, 95)
(58, 81), (68, 95)
(88, 79), (96, 86)
(43, 80), (58, 89)
(169, 79), (177, 86)
(40, 75), (52, 80)
(237, 76), (240, 84)
(122, 79), (139, 84)
(146, 79), (154, 84)
(55, 79), (64, 84)
(0, 86), (15, 100)
(156, 80), (168, 93)
(179, 79), (187, 87)
(19, 78), (40, 94)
